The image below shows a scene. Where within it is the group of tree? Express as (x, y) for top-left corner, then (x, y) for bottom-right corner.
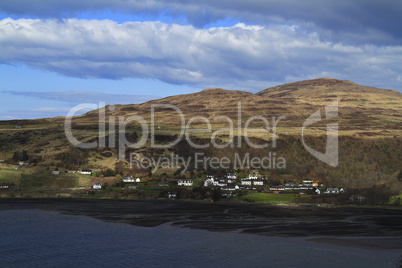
(12, 150), (29, 162)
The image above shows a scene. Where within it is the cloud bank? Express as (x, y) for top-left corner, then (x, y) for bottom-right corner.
(1, 18), (401, 90)
(1, 0), (401, 45)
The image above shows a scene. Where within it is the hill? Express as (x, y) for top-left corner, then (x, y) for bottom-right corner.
(257, 78), (402, 137)
(257, 77), (400, 97)
(0, 78), (401, 193)
(68, 78), (402, 137)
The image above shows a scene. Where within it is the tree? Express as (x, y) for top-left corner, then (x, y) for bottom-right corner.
(102, 168), (115, 177)
(114, 161), (125, 175)
(21, 150), (29, 161)
(12, 150), (29, 162)
(12, 151), (21, 162)
(398, 170), (402, 182)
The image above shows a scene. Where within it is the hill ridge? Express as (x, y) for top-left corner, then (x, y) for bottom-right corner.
(256, 78), (401, 98)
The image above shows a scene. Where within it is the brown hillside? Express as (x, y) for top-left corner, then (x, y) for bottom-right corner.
(257, 78), (400, 98)
(3, 78), (400, 138)
(70, 78), (401, 137)
(76, 86), (315, 130)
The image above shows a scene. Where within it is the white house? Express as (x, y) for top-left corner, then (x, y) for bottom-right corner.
(168, 192), (177, 199)
(226, 173), (237, 180)
(0, 183), (10, 189)
(204, 178), (214, 187)
(178, 180), (193, 187)
(204, 178), (227, 187)
(93, 183), (102, 190)
(324, 188), (340, 194)
(303, 179), (313, 184)
(249, 174), (258, 180)
(241, 180), (252, 185)
(270, 186), (285, 191)
(123, 176), (135, 183)
(253, 180), (264, 186)
(299, 184), (314, 190)
(135, 178), (141, 183)
(80, 169), (92, 175)
(51, 170), (60, 175)
(218, 179), (228, 186)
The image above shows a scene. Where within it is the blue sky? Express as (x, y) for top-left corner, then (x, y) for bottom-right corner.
(1, 0), (401, 119)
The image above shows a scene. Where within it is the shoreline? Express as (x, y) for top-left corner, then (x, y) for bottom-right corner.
(1, 209), (400, 268)
(1, 198), (402, 251)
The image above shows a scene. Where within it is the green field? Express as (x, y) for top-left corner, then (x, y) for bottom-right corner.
(239, 193), (297, 203)
(19, 171), (78, 190)
(0, 168), (22, 183)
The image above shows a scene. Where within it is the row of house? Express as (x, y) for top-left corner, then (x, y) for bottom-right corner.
(122, 176), (141, 183)
(321, 188), (345, 194)
(51, 169), (93, 175)
(0, 183), (12, 190)
(178, 180), (193, 187)
(204, 177), (231, 187)
(207, 173), (264, 180)
(241, 180), (264, 186)
(92, 183), (102, 190)
(269, 183), (345, 195)
(269, 185), (315, 191)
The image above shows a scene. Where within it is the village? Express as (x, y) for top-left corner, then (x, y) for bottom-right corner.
(0, 160), (352, 203)
(86, 170), (344, 201)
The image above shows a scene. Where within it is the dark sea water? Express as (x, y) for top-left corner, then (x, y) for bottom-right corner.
(0, 208), (400, 268)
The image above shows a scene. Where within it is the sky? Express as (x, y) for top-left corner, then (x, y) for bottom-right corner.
(0, 0), (401, 119)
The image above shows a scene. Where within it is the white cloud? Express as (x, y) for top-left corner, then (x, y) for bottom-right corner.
(3, 90), (158, 104)
(1, 0), (401, 45)
(1, 18), (402, 91)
